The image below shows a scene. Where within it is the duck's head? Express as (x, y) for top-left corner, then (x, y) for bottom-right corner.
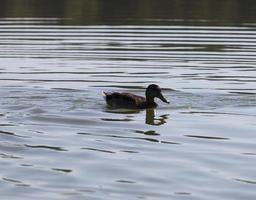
(145, 84), (170, 104)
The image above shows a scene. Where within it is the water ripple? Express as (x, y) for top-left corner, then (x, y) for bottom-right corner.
(0, 19), (256, 200)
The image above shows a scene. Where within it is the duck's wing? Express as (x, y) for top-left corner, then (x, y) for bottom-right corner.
(103, 92), (145, 108)
(120, 93), (145, 104)
(121, 93), (146, 104)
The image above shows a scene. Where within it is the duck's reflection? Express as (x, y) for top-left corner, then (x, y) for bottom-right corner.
(104, 107), (169, 126)
(145, 108), (169, 126)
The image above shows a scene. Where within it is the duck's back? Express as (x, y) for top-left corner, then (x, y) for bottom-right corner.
(104, 92), (146, 108)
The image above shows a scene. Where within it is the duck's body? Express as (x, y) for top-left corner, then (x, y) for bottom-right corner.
(103, 92), (157, 109)
(103, 84), (169, 109)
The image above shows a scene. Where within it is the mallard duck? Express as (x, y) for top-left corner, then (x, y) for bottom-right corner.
(103, 84), (169, 109)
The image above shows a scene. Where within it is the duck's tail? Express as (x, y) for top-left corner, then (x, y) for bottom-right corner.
(102, 91), (108, 99)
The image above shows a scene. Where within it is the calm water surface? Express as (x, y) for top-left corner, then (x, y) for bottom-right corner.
(0, 17), (256, 200)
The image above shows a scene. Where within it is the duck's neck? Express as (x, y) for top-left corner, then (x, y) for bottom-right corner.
(143, 96), (157, 108)
(146, 96), (155, 104)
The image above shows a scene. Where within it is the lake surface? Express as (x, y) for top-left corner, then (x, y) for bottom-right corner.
(0, 2), (256, 200)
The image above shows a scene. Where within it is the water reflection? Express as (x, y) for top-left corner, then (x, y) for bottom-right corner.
(104, 108), (140, 114)
(51, 168), (72, 173)
(145, 109), (169, 126)
(2, 177), (30, 187)
(104, 107), (169, 126)
(24, 144), (68, 151)
(233, 178), (256, 185)
(81, 147), (115, 154)
(0, 2), (256, 199)
(0, 0), (256, 26)
(136, 130), (160, 136)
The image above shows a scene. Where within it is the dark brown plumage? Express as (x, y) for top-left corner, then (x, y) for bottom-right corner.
(103, 84), (169, 109)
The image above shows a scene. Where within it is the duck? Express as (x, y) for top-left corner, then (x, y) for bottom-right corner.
(102, 84), (169, 109)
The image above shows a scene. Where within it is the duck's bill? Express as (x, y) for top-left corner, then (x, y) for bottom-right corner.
(158, 93), (170, 104)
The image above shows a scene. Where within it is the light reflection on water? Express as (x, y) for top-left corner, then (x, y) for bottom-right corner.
(0, 18), (256, 200)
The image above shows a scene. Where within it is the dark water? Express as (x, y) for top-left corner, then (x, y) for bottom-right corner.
(0, 1), (256, 200)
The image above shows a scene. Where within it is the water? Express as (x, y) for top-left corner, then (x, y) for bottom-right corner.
(1, 3), (256, 200)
